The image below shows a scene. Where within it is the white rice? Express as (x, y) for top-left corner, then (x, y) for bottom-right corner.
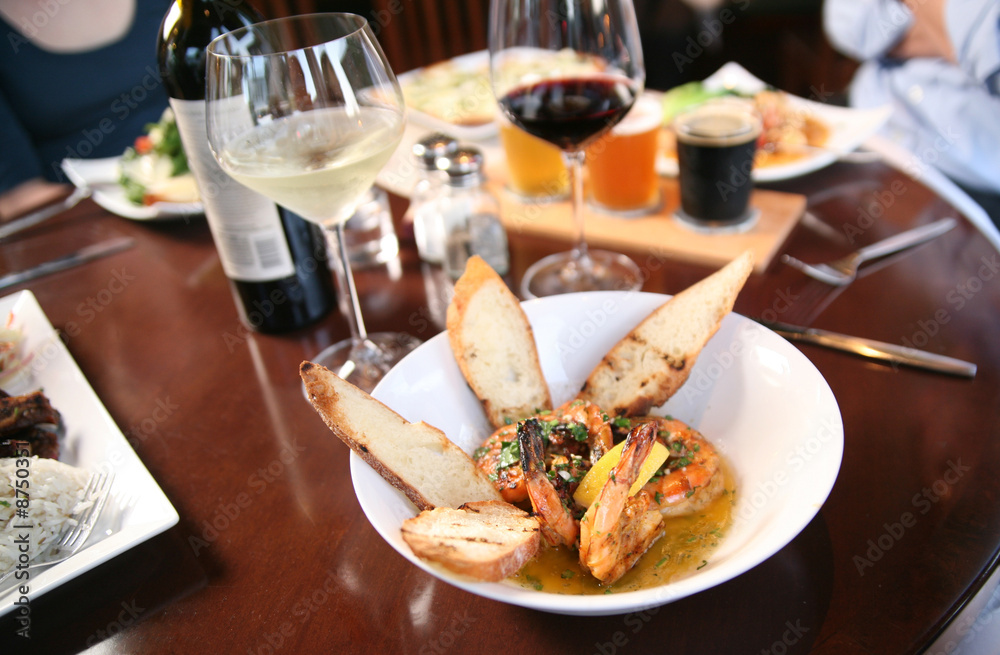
(0, 457), (91, 576)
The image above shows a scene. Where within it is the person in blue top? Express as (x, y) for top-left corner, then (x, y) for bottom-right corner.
(823, 0), (1000, 226)
(0, 0), (170, 218)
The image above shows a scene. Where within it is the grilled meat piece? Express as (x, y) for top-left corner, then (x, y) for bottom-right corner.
(0, 391), (61, 436)
(0, 426), (59, 459)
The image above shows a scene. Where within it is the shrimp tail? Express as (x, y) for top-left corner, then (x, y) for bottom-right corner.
(579, 422), (664, 584)
(518, 418), (579, 547)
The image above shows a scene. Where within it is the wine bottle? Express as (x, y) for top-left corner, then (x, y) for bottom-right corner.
(157, 0), (336, 334)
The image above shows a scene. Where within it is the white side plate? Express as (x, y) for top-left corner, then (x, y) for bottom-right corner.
(61, 157), (203, 221)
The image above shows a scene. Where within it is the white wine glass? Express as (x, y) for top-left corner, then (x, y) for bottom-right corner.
(490, 0), (646, 298)
(206, 13), (419, 392)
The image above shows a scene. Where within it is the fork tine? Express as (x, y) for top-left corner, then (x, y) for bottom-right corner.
(56, 470), (114, 551)
(780, 254), (851, 286)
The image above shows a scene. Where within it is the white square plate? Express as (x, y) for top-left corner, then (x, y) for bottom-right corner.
(0, 290), (179, 615)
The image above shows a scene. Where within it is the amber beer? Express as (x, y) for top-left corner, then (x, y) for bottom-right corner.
(498, 117), (568, 200)
(585, 94), (662, 214)
(674, 98), (762, 227)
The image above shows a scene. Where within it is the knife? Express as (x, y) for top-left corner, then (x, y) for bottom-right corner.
(755, 319), (977, 378)
(0, 186), (92, 240)
(0, 236), (135, 291)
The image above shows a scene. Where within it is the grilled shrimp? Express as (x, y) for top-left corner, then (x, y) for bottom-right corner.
(640, 417), (724, 518)
(518, 418), (579, 547)
(473, 400), (612, 503)
(578, 423), (664, 584)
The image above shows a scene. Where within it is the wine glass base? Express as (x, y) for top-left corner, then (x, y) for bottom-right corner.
(303, 332), (422, 395)
(520, 249), (643, 299)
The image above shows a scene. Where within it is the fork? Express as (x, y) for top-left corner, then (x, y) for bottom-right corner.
(0, 469), (115, 589)
(781, 217), (957, 285)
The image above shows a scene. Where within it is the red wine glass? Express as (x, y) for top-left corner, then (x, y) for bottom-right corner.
(490, 0), (645, 298)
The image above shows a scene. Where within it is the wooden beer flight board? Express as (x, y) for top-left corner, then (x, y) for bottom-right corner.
(491, 176), (806, 274)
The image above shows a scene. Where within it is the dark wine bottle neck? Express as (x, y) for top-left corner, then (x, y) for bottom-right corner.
(158, 0), (263, 100)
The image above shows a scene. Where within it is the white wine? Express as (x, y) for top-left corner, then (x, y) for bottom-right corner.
(218, 107), (403, 228)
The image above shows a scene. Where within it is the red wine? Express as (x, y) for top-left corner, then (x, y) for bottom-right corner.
(157, 0), (336, 333)
(498, 77), (638, 151)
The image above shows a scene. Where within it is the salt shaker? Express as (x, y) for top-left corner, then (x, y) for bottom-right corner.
(437, 147), (509, 279)
(408, 133), (458, 263)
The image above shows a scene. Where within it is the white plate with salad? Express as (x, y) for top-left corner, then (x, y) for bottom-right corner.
(656, 62), (892, 183)
(61, 109), (202, 221)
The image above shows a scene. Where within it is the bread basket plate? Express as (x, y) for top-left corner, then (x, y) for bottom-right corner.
(0, 290), (179, 615)
(61, 157), (203, 221)
(354, 291), (842, 616)
(656, 62), (892, 182)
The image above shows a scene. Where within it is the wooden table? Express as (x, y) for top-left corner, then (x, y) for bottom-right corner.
(1, 158), (998, 654)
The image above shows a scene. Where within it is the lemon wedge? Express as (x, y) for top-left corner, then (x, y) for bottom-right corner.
(573, 439), (668, 508)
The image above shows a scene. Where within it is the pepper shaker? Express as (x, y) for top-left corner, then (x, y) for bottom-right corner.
(437, 147), (509, 279)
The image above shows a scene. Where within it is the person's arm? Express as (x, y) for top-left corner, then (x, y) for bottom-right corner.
(823, 0), (914, 60)
(0, 177), (71, 221)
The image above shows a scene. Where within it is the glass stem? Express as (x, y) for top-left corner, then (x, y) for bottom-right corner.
(331, 222), (368, 343)
(566, 149), (590, 264)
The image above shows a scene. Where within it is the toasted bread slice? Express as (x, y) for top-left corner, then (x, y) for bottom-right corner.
(447, 255), (551, 428)
(401, 500), (540, 581)
(577, 250), (754, 416)
(300, 361), (502, 510)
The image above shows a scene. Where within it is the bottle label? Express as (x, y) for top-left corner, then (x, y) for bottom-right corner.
(170, 98), (295, 282)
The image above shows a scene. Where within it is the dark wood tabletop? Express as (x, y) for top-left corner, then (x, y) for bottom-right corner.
(1, 157), (998, 654)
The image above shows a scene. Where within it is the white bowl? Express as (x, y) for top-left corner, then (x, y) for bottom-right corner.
(354, 291), (842, 616)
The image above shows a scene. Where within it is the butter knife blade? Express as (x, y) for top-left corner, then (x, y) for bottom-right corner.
(0, 186), (91, 240)
(0, 236), (135, 291)
(756, 319), (977, 378)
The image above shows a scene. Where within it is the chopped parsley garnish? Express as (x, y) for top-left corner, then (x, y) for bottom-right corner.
(612, 417), (631, 429)
(497, 440), (521, 469)
(561, 569), (575, 579)
(568, 423), (588, 442)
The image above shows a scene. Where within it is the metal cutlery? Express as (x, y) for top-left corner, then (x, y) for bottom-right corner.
(781, 217), (957, 285)
(0, 236), (135, 291)
(0, 470), (115, 592)
(756, 318), (977, 378)
(0, 186), (91, 240)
